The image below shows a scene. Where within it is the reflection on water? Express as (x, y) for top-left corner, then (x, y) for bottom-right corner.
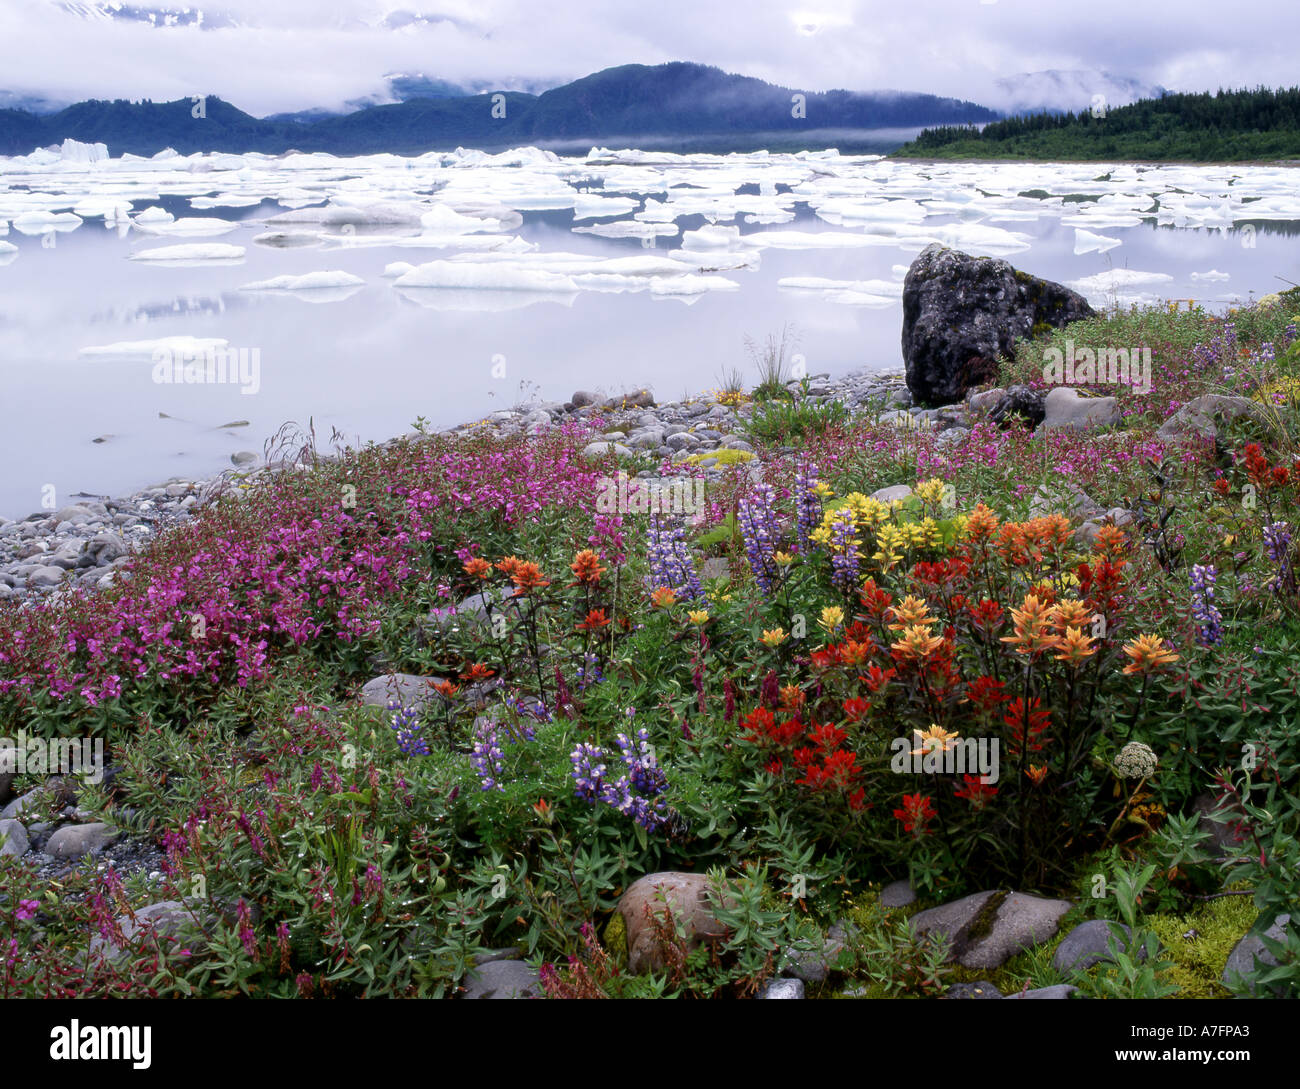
(1, 150), (1298, 518)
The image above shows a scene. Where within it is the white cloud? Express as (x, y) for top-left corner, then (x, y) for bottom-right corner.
(0, 0), (1295, 116)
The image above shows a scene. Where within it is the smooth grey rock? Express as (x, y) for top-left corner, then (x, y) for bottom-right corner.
(1054, 920), (1136, 973)
(45, 821), (120, 859)
(0, 818), (28, 857)
(581, 441), (633, 461)
(902, 244), (1094, 406)
(1042, 387), (1121, 431)
(26, 565), (66, 588)
(619, 872), (728, 975)
(1222, 914), (1291, 994)
(761, 978), (805, 999)
(1157, 394), (1265, 443)
(871, 484), (913, 504)
(462, 959), (541, 999)
(989, 384), (1048, 427)
(935, 426), (971, 447)
(911, 890), (1072, 970)
(231, 451), (259, 466)
(880, 879), (917, 908)
(359, 673), (444, 710)
(0, 787), (43, 822)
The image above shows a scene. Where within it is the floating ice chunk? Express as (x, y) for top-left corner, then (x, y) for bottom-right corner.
(572, 220), (679, 240)
(239, 271), (366, 291)
(79, 336), (229, 359)
(672, 249), (761, 272)
(0, 240), (16, 266)
(0, 240), (17, 254)
(647, 274), (739, 295)
(132, 206), (175, 224)
(133, 217), (239, 237)
(1073, 228), (1122, 254)
(393, 261), (580, 291)
(891, 264), (910, 280)
(11, 210), (83, 235)
(1190, 269), (1230, 282)
(73, 197), (133, 220)
(383, 262), (417, 278)
(572, 193), (640, 220)
(129, 243), (246, 261)
(191, 193), (265, 209)
(60, 138), (109, 163)
(1068, 268), (1174, 305)
(419, 204), (500, 233)
(681, 224), (746, 250)
(1060, 210), (1147, 229)
(926, 222), (1033, 255)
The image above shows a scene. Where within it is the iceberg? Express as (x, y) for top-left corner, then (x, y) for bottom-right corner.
(129, 243), (246, 262)
(133, 217), (239, 237)
(1073, 228), (1122, 254)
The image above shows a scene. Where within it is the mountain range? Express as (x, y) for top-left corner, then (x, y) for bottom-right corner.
(0, 62), (1001, 157)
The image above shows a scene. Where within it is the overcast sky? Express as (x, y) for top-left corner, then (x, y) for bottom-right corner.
(4, 0), (1297, 116)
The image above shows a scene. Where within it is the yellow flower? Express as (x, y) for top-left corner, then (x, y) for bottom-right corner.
(914, 478), (945, 505)
(687, 610), (710, 625)
(1054, 599), (1094, 630)
(760, 628), (788, 647)
(813, 481), (833, 497)
(911, 723), (962, 756)
(819, 606), (845, 634)
(773, 551), (794, 566)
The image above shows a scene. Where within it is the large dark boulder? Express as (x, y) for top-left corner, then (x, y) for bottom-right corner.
(902, 244), (1095, 406)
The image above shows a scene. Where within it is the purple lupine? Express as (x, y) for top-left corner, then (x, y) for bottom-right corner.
(794, 462), (823, 554)
(569, 742), (607, 802)
(387, 701), (428, 757)
(471, 716), (507, 792)
(738, 484), (781, 595)
(828, 507), (860, 594)
(569, 734), (670, 831)
(646, 515), (706, 603)
(1190, 564), (1223, 646)
(1263, 521), (1293, 592)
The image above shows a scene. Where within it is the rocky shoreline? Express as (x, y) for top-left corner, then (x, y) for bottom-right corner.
(0, 366), (915, 607)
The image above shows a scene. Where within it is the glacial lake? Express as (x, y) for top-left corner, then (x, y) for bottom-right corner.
(1, 144), (1298, 520)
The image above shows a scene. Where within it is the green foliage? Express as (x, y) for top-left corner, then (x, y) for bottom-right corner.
(897, 86), (1300, 162)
